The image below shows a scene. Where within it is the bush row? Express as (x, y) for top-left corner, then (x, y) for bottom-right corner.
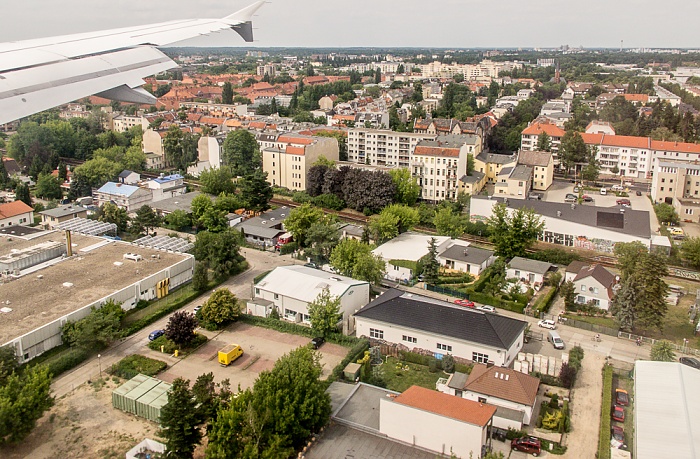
(598, 365), (614, 459)
(533, 286), (559, 315)
(45, 347), (90, 378)
(147, 333), (208, 354)
(468, 291), (526, 313)
(238, 314), (360, 347)
(330, 338), (370, 382)
(109, 355), (167, 379)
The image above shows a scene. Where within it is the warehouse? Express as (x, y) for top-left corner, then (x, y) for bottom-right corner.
(0, 229), (194, 362)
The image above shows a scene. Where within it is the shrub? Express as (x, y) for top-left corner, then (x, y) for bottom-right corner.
(598, 365), (614, 459)
(147, 333), (207, 354)
(506, 428), (527, 440)
(442, 354), (455, 373)
(280, 241), (298, 255)
(428, 359), (438, 373)
(528, 248), (580, 266)
(292, 191), (312, 203)
(533, 286), (559, 314)
(109, 355), (167, 379)
(559, 362), (578, 389)
(46, 348), (90, 377)
(330, 338), (370, 382)
(312, 193), (346, 211)
(549, 393), (560, 409)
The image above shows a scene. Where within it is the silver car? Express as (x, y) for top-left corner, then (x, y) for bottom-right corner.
(538, 319), (557, 329)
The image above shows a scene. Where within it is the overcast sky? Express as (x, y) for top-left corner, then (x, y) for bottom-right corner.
(1, 1), (698, 49)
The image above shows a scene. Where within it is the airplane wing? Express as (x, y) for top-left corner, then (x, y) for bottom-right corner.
(0, 1), (265, 125)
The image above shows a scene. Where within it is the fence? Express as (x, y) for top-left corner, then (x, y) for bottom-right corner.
(617, 332), (700, 357)
(425, 284), (470, 300)
(558, 317), (619, 337)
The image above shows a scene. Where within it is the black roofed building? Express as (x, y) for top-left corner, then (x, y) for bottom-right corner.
(438, 244), (496, 276)
(354, 289), (527, 366)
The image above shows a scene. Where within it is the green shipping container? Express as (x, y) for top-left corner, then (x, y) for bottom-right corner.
(112, 374), (171, 423)
(135, 381), (171, 423)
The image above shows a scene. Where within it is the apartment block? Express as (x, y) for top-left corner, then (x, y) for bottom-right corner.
(263, 134), (339, 191)
(651, 161), (700, 222)
(347, 128), (434, 168)
(520, 121), (565, 161)
(411, 136), (473, 202)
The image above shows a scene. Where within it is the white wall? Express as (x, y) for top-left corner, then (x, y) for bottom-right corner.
(0, 211), (33, 228)
(379, 397), (487, 459)
(356, 317), (524, 366)
(573, 277), (612, 310)
(507, 268), (544, 285)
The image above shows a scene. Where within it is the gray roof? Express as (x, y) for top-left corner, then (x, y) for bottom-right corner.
(417, 134), (479, 148)
(518, 150), (552, 168)
(118, 170), (135, 178)
(149, 191), (201, 214)
(476, 152), (516, 165)
(499, 166), (513, 176)
(474, 195), (651, 238)
(447, 372), (469, 390)
(234, 207), (291, 239)
(440, 245), (494, 265)
(355, 289), (527, 350)
(495, 405), (526, 423)
(508, 256), (554, 275)
(39, 205), (86, 218)
(460, 171), (485, 184)
(509, 165), (532, 181)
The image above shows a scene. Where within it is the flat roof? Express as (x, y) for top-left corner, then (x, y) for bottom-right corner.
(372, 232), (451, 262)
(0, 232), (190, 343)
(149, 191), (201, 214)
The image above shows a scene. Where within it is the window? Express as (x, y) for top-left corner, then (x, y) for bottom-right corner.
(478, 397), (487, 404)
(686, 209), (694, 215)
(274, 293), (279, 300)
(437, 343), (452, 352)
(472, 352), (489, 363)
(255, 288), (260, 295)
(581, 285), (586, 291)
(370, 328), (384, 339)
(393, 264), (399, 271)
(402, 335), (417, 344)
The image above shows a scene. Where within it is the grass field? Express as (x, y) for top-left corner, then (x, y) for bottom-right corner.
(378, 357), (449, 393)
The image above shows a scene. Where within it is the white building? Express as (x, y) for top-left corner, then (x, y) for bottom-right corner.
(437, 245), (496, 276)
(380, 385), (496, 459)
(347, 128), (435, 169)
(0, 201), (34, 228)
(569, 263), (617, 310)
(146, 174), (186, 202)
(251, 265), (369, 334)
(93, 182), (152, 213)
(438, 364), (540, 429)
(506, 257), (555, 286)
(371, 232), (460, 282)
(354, 289), (528, 366)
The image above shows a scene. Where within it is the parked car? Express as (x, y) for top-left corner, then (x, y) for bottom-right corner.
(304, 262), (318, 269)
(148, 330), (165, 341)
(616, 199), (631, 207)
(582, 195), (594, 202)
(612, 405), (625, 422)
(600, 187), (608, 195)
(311, 337), (325, 349)
(615, 388), (629, 406)
(511, 436), (542, 456)
(538, 319), (557, 329)
(669, 227), (684, 236)
(573, 186), (580, 193)
(565, 193), (577, 203)
(611, 425), (626, 449)
(636, 190), (643, 196)
(611, 184), (625, 191)
(680, 356), (700, 369)
(477, 305), (497, 313)
(454, 299), (476, 308)
(193, 305), (202, 315)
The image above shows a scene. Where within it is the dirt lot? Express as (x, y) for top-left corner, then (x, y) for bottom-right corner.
(1, 378), (159, 459)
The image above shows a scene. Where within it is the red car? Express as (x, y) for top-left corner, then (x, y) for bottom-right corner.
(615, 389), (629, 406)
(511, 437), (541, 456)
(454, 299), (475, 308)
(611, 425), (625, 444)
(612, 405), (625, 422)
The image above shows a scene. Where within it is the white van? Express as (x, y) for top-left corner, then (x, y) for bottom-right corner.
(548, 330), (565, 350)
(600, 187), (607, 195)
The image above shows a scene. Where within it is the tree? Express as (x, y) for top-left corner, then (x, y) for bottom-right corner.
(422, 237), (440, 285)
(201, 288), (240, 326)
(99, 202), (129, 233)
(341, 169), (396, 213)
(0, 366), (53, 445)
(352, 251), (386, 285)
(130, 205), (161, 235)
(165, 311), (198, 345)
(305, 220), (340, 263)
(239, 169), (273, 212)
(650, 340), (676, 362)
(654, 202), (680, 225)
(558, 362), (577, 389)
(537, 132), (552, 152)
(199, 167), (236, 195)
(389, 168), (421, 206)
(192, 263), (209, 292)
(163, 125), (199, 171)
(306, 164), (328, 197)
(486, 204), (544, 258)
(614, 241), (648, 280)
(433, 207), (467, 238)
(284, 203), (326, 247)
(330, 238), (372, 276)
(0, 346), (18, 386)
(34, 173), (62, 200)
(374, 68), (381, 84)
(308, 287), (342, 337)
(559, 280), (576, 311)
(680, 237), (700, 269)
(368, 211), (399, 244)
(580, 154), (600, 184)
(378, 204), (419, 233)
(633, 252), (669, 330)
(14, 183), (31, 207)
(610, 275), (638, 331)
(559, 131), (588, 175)
(73, 156), (122, 187)
(61, 300), (125, 350)
(159, 378), (202, 459)
(0, 159), (9, 190)
(222, 82), (234, 105)
(222, 130), (261, 176)
(165, 209), (191, 231)
(193, 230), (245, 279)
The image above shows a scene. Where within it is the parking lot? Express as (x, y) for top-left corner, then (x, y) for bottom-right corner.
(142, 322), (348, 389)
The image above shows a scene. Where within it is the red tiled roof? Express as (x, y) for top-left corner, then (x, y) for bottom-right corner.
(393, 386), (496, 427)
(580, 133), (651, 149)
(414, 145), (461, 157)
(522, 122), (565, 137)
(652, 139), (700, 154)
(462, 364), (540, 407)
(285, 145), (305, 155)
(278, 135), (314, 145)
(248, 121), (267, 130)
(623, 94), (649, 103)
(0, 201), (33, 219)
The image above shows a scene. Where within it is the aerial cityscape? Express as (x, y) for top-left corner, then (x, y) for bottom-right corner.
(1, 2), (699, 459)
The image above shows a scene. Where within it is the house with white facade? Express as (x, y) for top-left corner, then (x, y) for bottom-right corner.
(354, 289), (528, 366)
(506, 257), (555, 286)
(93, 182), (152, 213)
(438, 364), (540, 430)
(39, 205), (88, 229)
(438, 245), (496, 276)
(118, 170), (141, 185)
(0, 201), (34, 228)
(146, 174), (186, 203)
(569, 263), (618, 310)
(520, 121), (565, 164)
(250, 265), (369, 334)
(412, 135), (479, 202)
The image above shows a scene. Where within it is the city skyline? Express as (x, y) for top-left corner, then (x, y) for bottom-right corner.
(1, 0), (699, 49)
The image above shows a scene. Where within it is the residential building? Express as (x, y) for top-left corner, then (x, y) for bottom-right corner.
(249, 265), (369, 334)
(371, 232), (463, 281)
(520, 121), (565, 159)
(232, 206), (290, 248)
(569, 263), (617, 310)
(517, 150), (554, 191)
(354, 288), (528, 366)
(112, 114), (146, 132)
(633, 361), (700, 459)
(188, 135), (225, 177)
(262, 134), (339, 191)
(118, 170), (141, 185)
(412, 135), (479, 202)
(150, 191), (201, 216)
(0, 201), (33, 228)
(473, 152), (517, 183)
(470, 195), (652, 252)
(438, 364), (540, 429)
(506, 257), (555, 289)
(379, 385), (497, 459)
(413, 118), (489, 150)
(654, 86), (681, 107)
(494, 164), (532, 198)
(437, 245), (496, 276)
(39, 205), (88, 229)
(460, 171), (487, 196)
(585, 120), (616, 135)
(347, 128), (434, 168)
(93, 182), (152, 213)
(145, 174), (186, 202)
(142, 129), (166, 168)
(651, 160), (700, 221)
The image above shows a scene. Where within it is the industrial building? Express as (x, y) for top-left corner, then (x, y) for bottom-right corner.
(0, 227), (194, 362)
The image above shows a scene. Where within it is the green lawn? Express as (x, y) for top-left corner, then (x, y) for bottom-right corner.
(563, 314), (617, 328)
(378, 357), (448, 393)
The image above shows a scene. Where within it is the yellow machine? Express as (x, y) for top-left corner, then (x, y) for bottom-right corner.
(218, 344), (243, 366)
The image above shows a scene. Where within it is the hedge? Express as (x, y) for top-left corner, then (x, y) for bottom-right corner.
(533, 286), (559, 315)
(46, 347), (90, 378)
(238, 314), (360, 347)
(330, 338), (370, 382)
(109, 355), (167, 379)
(147, 333), (208, 354)
(467, 291), (526, 313)
(598, 364), (614, 459)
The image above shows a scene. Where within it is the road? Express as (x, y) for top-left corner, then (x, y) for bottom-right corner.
(51, 248), (303, 399)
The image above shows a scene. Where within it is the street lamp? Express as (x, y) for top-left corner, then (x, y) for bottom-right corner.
(98, 354), (102, 378)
